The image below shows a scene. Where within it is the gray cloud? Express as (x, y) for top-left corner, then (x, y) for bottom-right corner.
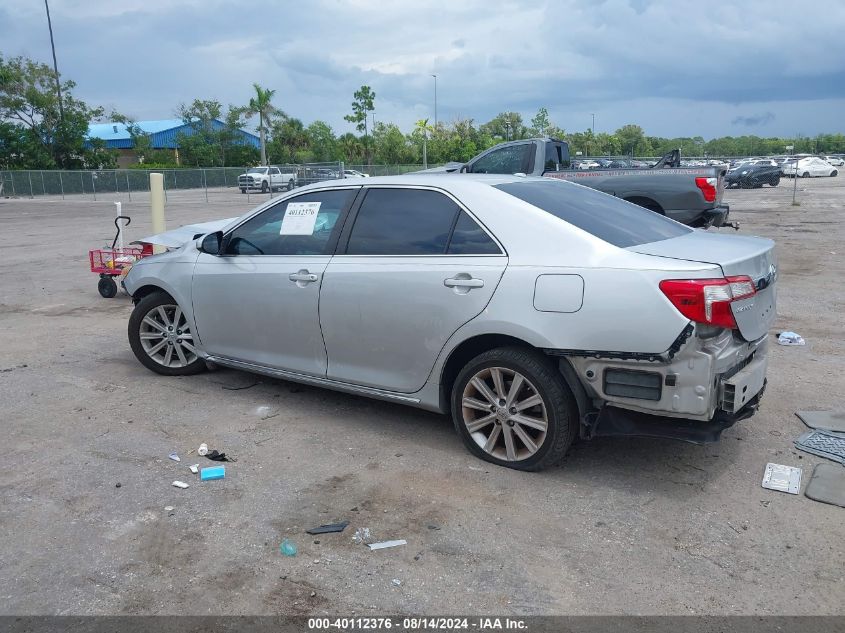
(2, 0), (844, 138)
(732, 112), (776, 127)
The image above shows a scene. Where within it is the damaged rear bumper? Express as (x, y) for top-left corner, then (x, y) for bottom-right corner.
(583, 380), (765, 444)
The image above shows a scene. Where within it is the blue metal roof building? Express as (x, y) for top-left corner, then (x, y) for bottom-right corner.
(86, 119), (260, 149)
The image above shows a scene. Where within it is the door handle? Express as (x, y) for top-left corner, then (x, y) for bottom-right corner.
(289, 270), (318, 283)
(444, 276), (484, 289)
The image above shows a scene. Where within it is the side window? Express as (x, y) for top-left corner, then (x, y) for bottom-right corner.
(270, 168), (280, 175)
(470, 144), (532, 174)
(346, 189), (459, 255)
(225, 189), (356, 256)
(447, 212), (501, 255)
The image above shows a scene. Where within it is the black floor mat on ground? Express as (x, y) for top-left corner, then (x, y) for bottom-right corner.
(805, 463), (845, 508)
(794, 429), (845, 465)
(796, 410), (845, 433)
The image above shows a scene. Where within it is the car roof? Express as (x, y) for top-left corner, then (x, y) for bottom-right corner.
(291, 173), (547, 193)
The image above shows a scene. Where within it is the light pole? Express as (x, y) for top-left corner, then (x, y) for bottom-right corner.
(431, 74), (438, 129)
(591, 113), (595, 134)
(44, 0), (64, 123)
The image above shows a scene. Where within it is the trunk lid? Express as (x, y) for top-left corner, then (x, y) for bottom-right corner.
(630, 231), (777, 341)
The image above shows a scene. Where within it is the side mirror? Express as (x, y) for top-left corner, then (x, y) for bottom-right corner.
(459, 164), (469, 173)
(197, 231), (223, 255)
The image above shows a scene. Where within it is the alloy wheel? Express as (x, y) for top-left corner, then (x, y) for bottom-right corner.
(139, 304), (198, 368)
(461, 366), (548, 462)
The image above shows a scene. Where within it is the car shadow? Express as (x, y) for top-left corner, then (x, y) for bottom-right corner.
(203, 367), (743, 501)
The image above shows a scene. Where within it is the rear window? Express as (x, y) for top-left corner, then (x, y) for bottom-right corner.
(494, 180), (692, 247)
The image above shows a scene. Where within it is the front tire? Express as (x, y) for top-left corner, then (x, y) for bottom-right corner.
(128, 292), (206, 376)
(831, 170), (838, 177)
(261, 181), (269, 193)
(240, 187), (246, 194)
(287, 179), (294, 191)
(451, 347), (577, 471)
(802, 172), (810, 178)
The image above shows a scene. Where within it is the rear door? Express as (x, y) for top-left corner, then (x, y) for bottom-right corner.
(319, 186), (507, 393)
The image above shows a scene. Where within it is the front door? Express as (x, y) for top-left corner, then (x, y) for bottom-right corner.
(191, 188), (358, 375)
(319, 187), (508, 393)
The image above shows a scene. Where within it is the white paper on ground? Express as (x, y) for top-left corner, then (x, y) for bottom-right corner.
(367, 539), (407, 550)
(280, 202), (321, 235)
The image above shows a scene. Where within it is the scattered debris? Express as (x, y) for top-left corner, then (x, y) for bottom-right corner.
(350, 506), (359, 512)
(314, 540), (320, 545)
(414, 553), (422, 561)
(761, 463), (802, 495)
(197, 443), (209, 456)
(172, 481), (190, 489)
(307, 521), (349, 535)
(352, 527), (372, 544)
(760, 500), (771, 507)
(796, 411), (845, 433)
(168, 451), (181, 462)
(794, 429), (845, 465)
(164, 506), (174, 512)
(777, 331), (805, 346)
(310, 591), (316, 597)
(200, 466), (225, 481)
(368, 539), (407, 550)
(115, 482), (121, 488)
(189, 464), (199, 474)
(280, 538), (297, 556)
(222, 381), (259, 391)
(391, 579), (402, 586)
(804, 463), (845, 508)
(426, 524), (441, 531)
(205, 450), (232, 462)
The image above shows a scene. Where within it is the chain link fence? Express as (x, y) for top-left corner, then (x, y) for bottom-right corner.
(0, 162), (434, 203)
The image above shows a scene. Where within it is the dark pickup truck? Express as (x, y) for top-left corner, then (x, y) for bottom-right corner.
(435, 138), (731, 228)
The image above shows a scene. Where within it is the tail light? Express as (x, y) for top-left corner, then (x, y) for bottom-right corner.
(695, 177), (718, 202)
(659, 276), (756, 329)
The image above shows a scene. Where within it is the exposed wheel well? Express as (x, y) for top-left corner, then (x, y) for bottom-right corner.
(623, 196), (664, 214)
(131, 284), (172, 304)
(439, 334), (589, 421)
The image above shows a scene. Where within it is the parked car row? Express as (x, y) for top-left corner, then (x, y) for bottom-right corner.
(237, 166), (369, 193)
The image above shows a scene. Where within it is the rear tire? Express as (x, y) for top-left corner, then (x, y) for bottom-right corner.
(287, 179), (294, 190)
(451, 347), (577, 471)
(831, 170), (838, 177)
(769, 176), (780, 187)
(802, 172), (810, 178)
(261, 181), (269, 193)
(128, 291), (206, 376)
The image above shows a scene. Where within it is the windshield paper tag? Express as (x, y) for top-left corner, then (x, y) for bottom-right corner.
(280, 202), (321, 235)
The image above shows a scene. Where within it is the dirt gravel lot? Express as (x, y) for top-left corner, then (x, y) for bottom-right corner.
(1, 178), (843, 616)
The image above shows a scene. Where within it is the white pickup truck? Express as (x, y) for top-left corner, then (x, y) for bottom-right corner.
(237, 166), (297, 193)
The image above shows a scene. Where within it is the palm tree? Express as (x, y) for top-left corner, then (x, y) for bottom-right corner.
(248, 83), (277, 166)
(415, 119), (433, 168)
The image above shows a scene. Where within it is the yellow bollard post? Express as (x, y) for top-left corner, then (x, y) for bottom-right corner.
(149, 173), (166, 254)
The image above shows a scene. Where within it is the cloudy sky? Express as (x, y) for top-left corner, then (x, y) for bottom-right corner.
(3, 0), (845, 139)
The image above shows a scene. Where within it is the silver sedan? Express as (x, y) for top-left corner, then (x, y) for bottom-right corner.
(125, 175), (776, 470)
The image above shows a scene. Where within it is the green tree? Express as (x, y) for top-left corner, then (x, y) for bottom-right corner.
(0, 54), (109, 168)
(268, 115), (309, 164)
(338, 132), (364, 164)
(247, 84), (278, 166)
(344, 85), (376, 165)
(480, 112), (527, 142)
(305, 121), (338, 162)
(373, 122), (413, 165)
(529, 107), (550, 137)
(615, 124), (646, 156)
